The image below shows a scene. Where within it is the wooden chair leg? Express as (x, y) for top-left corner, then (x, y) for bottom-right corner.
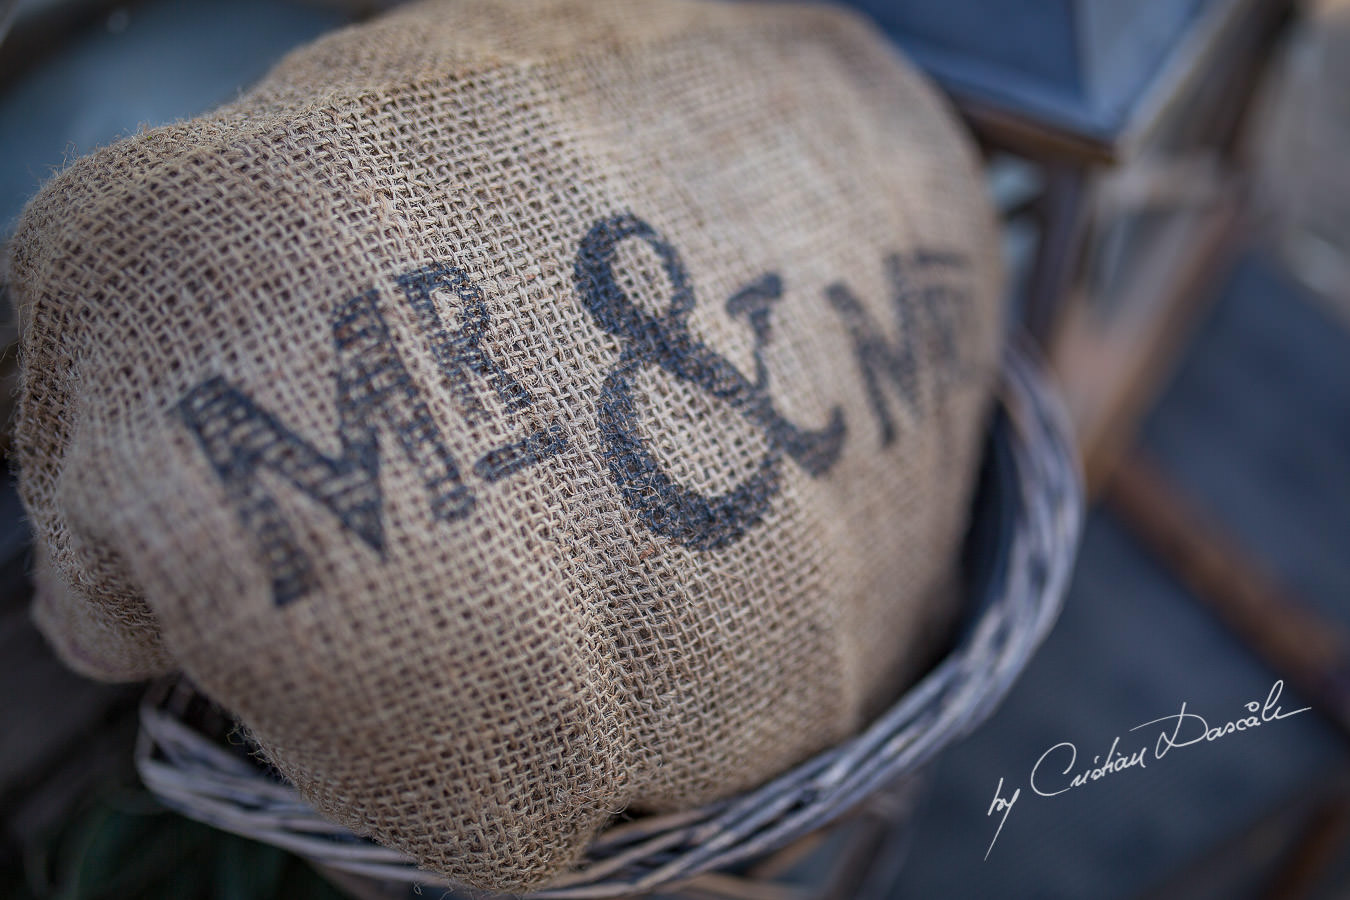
(1024, 163), (1092, 347)
(1106, 452), (1350, 737)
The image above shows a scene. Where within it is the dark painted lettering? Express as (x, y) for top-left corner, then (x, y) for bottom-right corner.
(826, 251), (972, 447)
(178, 289), (472, 605)
(176, 211), (975, 607)
(574, 212), (844, 551)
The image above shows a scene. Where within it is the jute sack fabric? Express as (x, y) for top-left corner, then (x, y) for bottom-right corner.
(10, 0), (1002, 891)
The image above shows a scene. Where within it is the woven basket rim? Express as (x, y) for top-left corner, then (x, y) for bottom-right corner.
(136, 340), (1083, 898)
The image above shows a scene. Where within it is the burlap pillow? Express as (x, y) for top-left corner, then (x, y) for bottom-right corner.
(9, 0), (1002, 891)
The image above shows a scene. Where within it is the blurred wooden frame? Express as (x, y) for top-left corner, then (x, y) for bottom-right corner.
(949, 0), (1350, 896)
(964, 0), (1296, 495)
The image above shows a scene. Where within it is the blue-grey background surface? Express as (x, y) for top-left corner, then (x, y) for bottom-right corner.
(0, 0), (346, 235)
(894, 255), (1350, 898)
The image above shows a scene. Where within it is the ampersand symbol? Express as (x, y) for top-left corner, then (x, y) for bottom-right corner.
(575, 212), (845, 550)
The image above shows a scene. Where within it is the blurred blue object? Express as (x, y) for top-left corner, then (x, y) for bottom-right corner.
(0, 0), (348, 233)
(842, 0), (1211, 141)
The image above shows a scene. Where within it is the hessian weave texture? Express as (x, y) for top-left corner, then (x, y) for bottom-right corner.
(9, 0), (1003, 890)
